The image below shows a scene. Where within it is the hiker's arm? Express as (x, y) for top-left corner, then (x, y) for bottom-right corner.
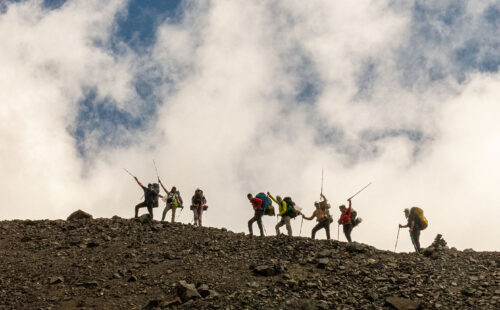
(303, 211), (315, 221)
(409, 220), (415, 232)
(320, 193), (327, 202)
(158, 180), (169, 194)
(268, 192), (278, 204)
(399, 223), (409, 228)
(347, 199), (352, 215)
(134, 177), (143, 187)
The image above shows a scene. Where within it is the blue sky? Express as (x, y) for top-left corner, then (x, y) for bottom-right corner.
(17, 0), (498, 159)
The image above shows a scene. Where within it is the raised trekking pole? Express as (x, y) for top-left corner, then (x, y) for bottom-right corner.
(394, 227), (400, 252)
(153, 159), (160, 181)
(320, 168), (324, 197)
(347, 182), (372, 200)
(123, 168), (135, 178)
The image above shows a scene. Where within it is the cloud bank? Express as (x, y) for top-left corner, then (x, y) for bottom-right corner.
(1, 0), (499, 252)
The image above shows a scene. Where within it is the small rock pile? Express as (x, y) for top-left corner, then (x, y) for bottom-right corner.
(0, 213), (498, 309)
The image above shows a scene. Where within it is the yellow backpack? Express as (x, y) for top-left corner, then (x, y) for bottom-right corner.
(411, 207), (428, 230)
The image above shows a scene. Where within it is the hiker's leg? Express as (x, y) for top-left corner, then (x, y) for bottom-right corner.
(171, 206), (176, 223)
(147, 205), (153, 218)
(256, 211), (264, 236)
(198, 207), (203, 226)
(413, 229), (421, 252)
(284, 216), (292, 236)
(135, 202), (146, 218)
(248, 216), (256, 235)
(193, 209), (198, 225)
(324, 221), (331, 240)
(311, 222), (321, 239)
(275, 218), (285, 235)
(343, 224), (353, 242)
(161, 205), (170, 222)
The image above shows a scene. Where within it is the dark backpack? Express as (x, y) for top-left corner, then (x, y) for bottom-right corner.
(255, 193), (272, 210)
(283, 197), (299, 218)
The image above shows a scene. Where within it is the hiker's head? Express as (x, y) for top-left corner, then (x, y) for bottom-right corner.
(404, 208), (410, 218)
(314, 202), (320, 209)
(247, 193), (253, 200)
(171, 186), (176, 192)
(147, 183), (152, 189)
(276, 195), (282, 202)
(339, 205), (346, 212)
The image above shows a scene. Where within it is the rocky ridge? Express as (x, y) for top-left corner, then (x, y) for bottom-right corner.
(0, 215), (498, 309)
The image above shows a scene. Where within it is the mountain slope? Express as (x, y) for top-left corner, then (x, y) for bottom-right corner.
(0, 216), (498, 309)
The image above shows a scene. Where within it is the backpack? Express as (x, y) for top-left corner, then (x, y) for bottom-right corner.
(410, 207), (428, 230)
(167, 192), (178, 207)
(150, 183), (160, 208)
(283, 197), (299, 219)
(255, 193), (272, 210)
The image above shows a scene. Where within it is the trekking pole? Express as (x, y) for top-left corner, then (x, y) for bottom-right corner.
(337, 224), (340, 241)
(394, 227), (400, 252)
(320, 168), (324, 197)
(347, 182), (372, 200)
(176, 206), (184, 221)
(299, 217), (303, 236)
(123, 168), (135, 178)
(153, 159), (160, 181)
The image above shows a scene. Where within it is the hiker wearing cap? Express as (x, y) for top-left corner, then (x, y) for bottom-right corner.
(303, 194), (332, 240)
(338, 199), (354, 242)
(247, 194), (264, 237)
(191, 189), (207, 226)
(159, 180), (183, 223)
(268, 192), (294, 236)
(134, 177), (163, 219)
(399, 208), (425, 253)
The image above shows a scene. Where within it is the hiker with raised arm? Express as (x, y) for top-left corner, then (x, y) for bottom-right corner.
(268, 192), (296, 236)
(399, 207), (428, 253)
(303, 193), (332, 240)
(133, 177), (162, 219)
(191, 189), (207, 226)
(159, 179), (183, 223)
(247, 194), (264, 237)
(338, 199), (356, 242)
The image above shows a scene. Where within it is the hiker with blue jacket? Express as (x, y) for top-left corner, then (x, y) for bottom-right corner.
(268, 192), (295, 236)
(247, 194), (264, 237)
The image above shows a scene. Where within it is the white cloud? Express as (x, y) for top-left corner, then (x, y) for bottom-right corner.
(0, 0), (498, 253)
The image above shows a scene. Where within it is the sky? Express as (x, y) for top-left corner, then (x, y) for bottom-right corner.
(1, 0), (499, 253)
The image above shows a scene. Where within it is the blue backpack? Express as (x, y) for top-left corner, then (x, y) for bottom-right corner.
(255, 193), (272, 210)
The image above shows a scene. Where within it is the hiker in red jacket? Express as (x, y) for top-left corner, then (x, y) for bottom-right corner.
(338, 198), (354, 242)
(247, 194), (264, 237)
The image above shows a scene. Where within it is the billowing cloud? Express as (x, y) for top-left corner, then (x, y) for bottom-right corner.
(0, 0), (498, 252)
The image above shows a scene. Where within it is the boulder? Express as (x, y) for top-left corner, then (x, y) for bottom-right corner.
(386, 297), (422, 310)
(177, 281), (201, 302)
(67, 210), (93, 221)
(136, 214), (153, 224)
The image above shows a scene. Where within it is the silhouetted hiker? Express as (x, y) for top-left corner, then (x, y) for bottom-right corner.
(302, 194), (332, 240)
(400, 207), (427, 253)
(159, 180), (183, 223)
(268, 192), (297, 236)
(134, 177), (162, 219)
(338, 199), (356, 242)
(191, 189), (207, 226)
(247, 194), (264, 237)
